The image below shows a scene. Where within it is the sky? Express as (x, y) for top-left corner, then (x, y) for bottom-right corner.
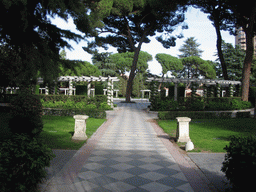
(50, 6), (235, 76)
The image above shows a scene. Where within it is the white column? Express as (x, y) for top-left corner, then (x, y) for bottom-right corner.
(142, 90), (145, 99)
(87, 82), (91, 97)
(69, 80), (73, 95)
(111, 80), (114, 108)
(107, 78), (112, 107)
(45, 86), (49, 95)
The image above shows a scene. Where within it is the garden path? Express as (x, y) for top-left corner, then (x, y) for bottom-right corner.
(40, 99), (213, 192)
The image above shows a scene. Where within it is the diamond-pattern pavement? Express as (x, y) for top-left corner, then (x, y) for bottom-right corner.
(41, 101), (196, 192)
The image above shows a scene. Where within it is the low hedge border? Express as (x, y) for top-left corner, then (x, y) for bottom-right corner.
(158, 108), (254, 120)
(42, 108), (106, 119)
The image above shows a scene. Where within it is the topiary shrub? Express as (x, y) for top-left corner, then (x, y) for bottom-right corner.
(0, 133), (55, 192)
(9, 90), (43, 138)
(221, 136), (256, 191)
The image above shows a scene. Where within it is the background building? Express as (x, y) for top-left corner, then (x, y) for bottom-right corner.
(235, 27), (256, 55)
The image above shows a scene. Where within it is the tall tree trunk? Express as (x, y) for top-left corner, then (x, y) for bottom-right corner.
(214, 21), (229, 80)
(125, 48), (140, 102)
(241, 3), (256, 101)
(241, 31), (254, 101)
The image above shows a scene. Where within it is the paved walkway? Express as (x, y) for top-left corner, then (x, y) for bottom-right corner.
(39, 100), (218, 192)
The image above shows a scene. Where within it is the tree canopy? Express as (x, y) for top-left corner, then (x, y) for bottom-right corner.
(155, 53), (183, 76)
(180, 56), (216, 79)
(81, 0), (189, 102)
(59, 60), (101, 77)
(178, 37), (203, 58)
(92, 52), (117, 77)
(110, 51), (152, 75)
(0, 0), (92, 88)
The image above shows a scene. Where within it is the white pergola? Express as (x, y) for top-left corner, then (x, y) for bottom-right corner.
(146, 77), (242, 101)
(38, 76), (120, 108)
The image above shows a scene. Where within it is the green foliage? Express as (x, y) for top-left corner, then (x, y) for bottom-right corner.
(179, 56), (216, 78)
(150, 93), (252, 112)
(185, 98), (205, 111)
(155, 53), (183, 76)
(221, 41), (245, 81)
(132, 73), (146, 97)
(40, 95), (108, 118)
(158, 111), (234, 120)
(149, 81), (160, 110)
(92, 52), (117, 77)
(99, 102), (113, 110)
(0, 133), (55, 192)
(222, 136), (256, 191)
(76, 85), (87, 95)
(0, 0), (89, 88)
(85, 104), (97, 110)
(178, 37), (203, 58)
(95, 84), (104, 95)
(9, 90), (43, 138)
(59, 60), (101, 77)
(109, 51), (152, 75)
(43, 108), (106, 118)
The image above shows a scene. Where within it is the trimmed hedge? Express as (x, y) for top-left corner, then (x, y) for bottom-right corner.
(150, 97), (252, 111)
(158, 111), (252, 120)
(42, 108), (106, 118)
(222, 136), (256, 191)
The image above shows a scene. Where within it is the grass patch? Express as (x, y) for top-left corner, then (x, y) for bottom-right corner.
(40, 115), (106, 150)
(157, 118), (256, 152)
(0, 112), (106, 150)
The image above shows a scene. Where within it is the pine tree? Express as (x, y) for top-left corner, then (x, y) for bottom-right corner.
(178, 37), (203, 58)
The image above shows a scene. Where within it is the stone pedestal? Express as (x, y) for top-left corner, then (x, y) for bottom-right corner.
(72, 115), (89, 140)
(176, 117), (191, 143)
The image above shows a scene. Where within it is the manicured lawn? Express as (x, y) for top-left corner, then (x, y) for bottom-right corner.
(157, 118), (256, 152)
(40, 116), (106, 150)
(0, 112), (106, 150)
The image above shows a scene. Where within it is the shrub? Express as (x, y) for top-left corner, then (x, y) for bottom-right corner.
(205, 100), (230, 111)
(85, 104), (97, 110)
(9, 90), (43, 138)
(99, 102), (112, 110)
(0, 133), (55, 192)
(185, 98), (205, 111)
(221, 136), (256, 191)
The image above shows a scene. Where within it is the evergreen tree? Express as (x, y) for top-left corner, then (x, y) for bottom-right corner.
(92, 52), (117, 77)
(155, 53), (183, 77)
(178, 37), (203, 58)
